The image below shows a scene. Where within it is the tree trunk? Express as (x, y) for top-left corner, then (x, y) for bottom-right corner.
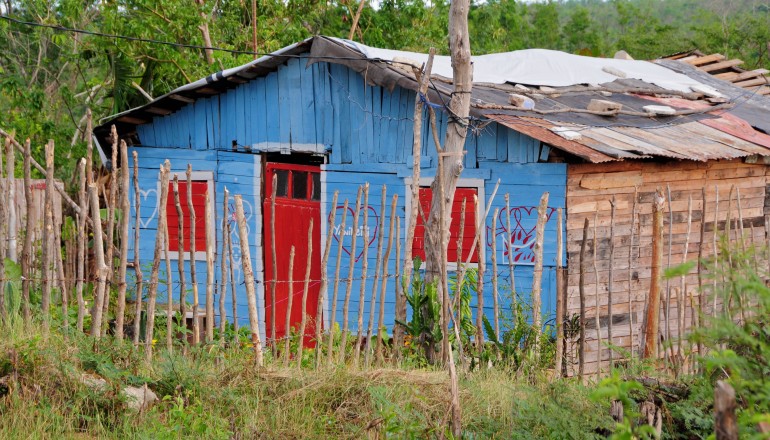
(421, 0), (472, 362)
(644, 188), (666, 359)
(115, 140), (131, 340)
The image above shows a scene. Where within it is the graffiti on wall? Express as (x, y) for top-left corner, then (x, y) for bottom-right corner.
(329, 204), (379, 262)
(487, 206), (556, 264)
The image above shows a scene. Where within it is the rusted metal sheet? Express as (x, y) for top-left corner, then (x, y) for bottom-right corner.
(583, 127), (688, 160)
(489, 115), (617, 163)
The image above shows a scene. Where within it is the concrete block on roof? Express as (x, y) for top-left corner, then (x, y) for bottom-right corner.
(587, 99), (623, 114)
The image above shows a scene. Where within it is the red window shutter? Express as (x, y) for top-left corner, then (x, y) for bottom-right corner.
(413, 187), (478, 263)
(166, 181), (208, 253)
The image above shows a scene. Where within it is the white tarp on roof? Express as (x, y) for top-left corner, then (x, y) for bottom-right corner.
(337, 38), (707, 93)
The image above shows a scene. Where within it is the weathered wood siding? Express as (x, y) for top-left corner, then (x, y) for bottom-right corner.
(130, 56), (567, 334)
(566, 159), (770, 374)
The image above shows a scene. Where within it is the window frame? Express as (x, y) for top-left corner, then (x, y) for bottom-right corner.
(158, 170), (216, 261)
(403, 177), (486, 270)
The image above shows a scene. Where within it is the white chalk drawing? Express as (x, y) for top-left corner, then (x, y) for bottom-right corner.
(138, 188), (158, 228)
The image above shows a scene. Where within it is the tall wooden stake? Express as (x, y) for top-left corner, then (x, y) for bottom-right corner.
(270, 173), (278, 354)
(90, 184), (108, 338)
(353, 184), (370, 367)
(219, 188), (230, 341)
(696, 186), (706, 358)
(41, 140), (55, 334)
(316, 191), (339, 367)
(234, 194), (263, 367)
(376, 194), (398, 365)
(20, 139), (33, 325)
(205, 187), (215, 342)
(555, 207), (565, 375)
(172, 175), (186, 347)
(76, 159), (88, 333)
(491, 208), (500, 340)
(712, 186), (719, 318)
(327, 199), (348, 366)
(365, 186), (386, 367)
(340, 186), (363, 363)
(164, 178), (174, 354)
(393, 219), (402, 361)
(102, 128), (119, 335)
(531, 192), (549, 357)
(5, 137), (16, 262)
(678, 195), (693, 361)
(227, 208), (239, 342)
(579, 218), (589, 381)
(284, 246), (295, 367)
(145, 162), (170, 359)
(131, 152), (144, 346)
(400, 50), (435, 351)
(608, 197), (616, 369)
(115, 140), (130, 340)
(644, 188), (665, 359)
(297, 218), (314, 369)
(186, 166), (198, 344)
(664, 185), (673, 362)
(505, 194), (515, 320)
(474, 195), (485, 356)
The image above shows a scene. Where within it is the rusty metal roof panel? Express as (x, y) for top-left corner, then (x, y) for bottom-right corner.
(489, 115), (617, 163)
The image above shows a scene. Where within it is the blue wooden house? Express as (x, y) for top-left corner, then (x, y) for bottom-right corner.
(96, 37), (770, 360)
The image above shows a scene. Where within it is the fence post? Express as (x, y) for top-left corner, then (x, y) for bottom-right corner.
(644, 188), (666, 359)
(131, 152), (144, 346)
(234, 194), (263, 367)
(714, 381), (738, 440)
(116, 140), (131, 340)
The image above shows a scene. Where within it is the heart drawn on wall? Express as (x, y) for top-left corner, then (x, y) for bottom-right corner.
(330, 205), (379, 262)
(138, 188), (158, 228)
(487, 206), (556, 263)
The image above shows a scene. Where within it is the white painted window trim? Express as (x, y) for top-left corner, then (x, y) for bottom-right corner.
(156, 170), (216, 261)
(403, 176), (486, 271)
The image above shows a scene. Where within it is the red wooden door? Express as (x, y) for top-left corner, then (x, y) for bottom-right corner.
(263, 163), (322, 348)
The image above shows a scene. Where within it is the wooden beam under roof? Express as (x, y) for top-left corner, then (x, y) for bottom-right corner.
(700, 59), (744, 73)
(734, 77), (770, 89)
(169, 93), (195, 103)
(146, 107), (173, 116)
(117, 115), (149, 125)
(686, 53), (725, 66)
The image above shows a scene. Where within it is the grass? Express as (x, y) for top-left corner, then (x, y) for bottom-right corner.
(0, 320), (613, 439)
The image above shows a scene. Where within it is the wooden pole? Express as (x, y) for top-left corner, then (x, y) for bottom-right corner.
(714, 381), (738, 440)
(205, 187), (215, 342)
(234, 194), (264, 367)
(555, 207), (565, 375)
(115, 140), (130, 340)
(327, 199), (348, 366)
(393, 219), (402, 361)
(608, 196), (616, 369)
(697, 186), (706, 358)
(678, 196), (693, 361)
(491, 208), (500, 340)
(53, 214), (68, 337)
(186, 166), (198, 344)
(365, 186), (386, 367)
(85, 110), (93, 185)
(76, 159), (88, 333)
(592, 211), (601, 373)
(376, 195), (397, 365)
(644, 188), (666, 359)
(89, 184), (108, 339)
(712, 186), (719, 318)
(297, 218), (314, 369)
(172, 175), (187, 346)
(284, 246), (295, 367)
(164, 178), (174, 354)
(219, 188), (229, 341)
(270, 173), (278, 354)
(579, 218), (588, 381)
(531, 192), (549, 357)
(316, 191), (338, 368)
(454, 197), (467, 370)
(0, 140), (7, 323)
(251, 0), (258, 58)
(145, 162), (170, 359)
(474, 194), (485, 356)
(20, 139), (33, 325)
(41, 140), (55, 334)
(736, 187), (745, 252)
(227, 206), (239, 343)
(131, 152), (144, 346)
(505, 194), (515, 320)
(400, 50), (435, 350)
(102, 129), (119, 336)
(353, 183), (370, 367)
(5, 137), (16, 262)
(664, 185), (673, 363)
(340, 185), (363, 363)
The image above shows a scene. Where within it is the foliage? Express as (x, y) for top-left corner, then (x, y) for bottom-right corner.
(689, 242), (770, 438)
(591, 373), (659, 439)
(395, 257), (443, 363)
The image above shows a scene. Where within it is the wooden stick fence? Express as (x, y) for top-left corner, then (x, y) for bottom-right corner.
(1, 123), (764, 381)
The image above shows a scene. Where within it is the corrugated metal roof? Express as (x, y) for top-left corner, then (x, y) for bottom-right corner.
(97, 36), (770, 165)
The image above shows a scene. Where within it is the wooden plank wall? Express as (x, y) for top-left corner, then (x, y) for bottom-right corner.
(566, 159), (769, 375)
